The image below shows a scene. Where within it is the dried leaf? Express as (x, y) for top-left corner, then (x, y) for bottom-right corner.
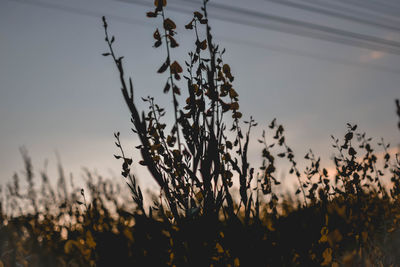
(157, 58), (170, 73)
(193, 11), (203, 19)
(163, 82), (171, 93)
(154, 0), (166, 7)
(153, 29), (161, 40)
(146, 11), (157, 18)
(170, 61), (183, 74)
(163, 18), (176, 31)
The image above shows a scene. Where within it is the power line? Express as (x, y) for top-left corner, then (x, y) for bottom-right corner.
(334, 0), (400, 18)
(300, 0), (400, 26)
(202, 0), (400, 51)
(121, 0), (400, 55)
(19, 0), (399, 56)
(9, 0), (152, 28)
(116, 0), (400, 72)
(217, 36), (400, 75)
(363, 0), (400, 11)
(377, 0), (400, 10)
(7, 0), (400, 74)
(263, 0), (400, 32)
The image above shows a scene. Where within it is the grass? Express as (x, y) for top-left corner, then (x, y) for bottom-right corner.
(1, 0), (400, 266)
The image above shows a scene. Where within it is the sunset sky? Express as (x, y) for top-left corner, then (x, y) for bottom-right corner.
(1, 0), (399, 192)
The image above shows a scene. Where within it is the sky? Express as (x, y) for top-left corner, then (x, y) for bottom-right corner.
(1, 0), (399, 193)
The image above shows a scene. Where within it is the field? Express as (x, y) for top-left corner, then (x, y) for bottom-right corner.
(1, 0), (400, 266)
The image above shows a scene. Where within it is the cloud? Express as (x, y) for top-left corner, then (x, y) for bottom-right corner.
(359, 51), (385, 63)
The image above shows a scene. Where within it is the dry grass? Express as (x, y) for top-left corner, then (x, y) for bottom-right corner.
(1, 0), (400, 266)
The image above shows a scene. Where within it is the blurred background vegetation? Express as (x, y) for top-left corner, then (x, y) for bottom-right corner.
(1, 0), (400, 266)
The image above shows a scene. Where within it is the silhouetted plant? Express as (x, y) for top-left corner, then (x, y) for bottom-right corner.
(99, 0), (400, 265)
(1, 1), (399, 266)
(102, 0), (310, 225)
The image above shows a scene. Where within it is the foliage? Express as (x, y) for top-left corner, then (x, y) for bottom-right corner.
(0, 0), (399, 266)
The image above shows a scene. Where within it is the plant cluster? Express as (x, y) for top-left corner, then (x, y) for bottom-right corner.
(0, 151), (138, 267)
(0, 0), (399, 266)
(101, 0), (400, 265)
